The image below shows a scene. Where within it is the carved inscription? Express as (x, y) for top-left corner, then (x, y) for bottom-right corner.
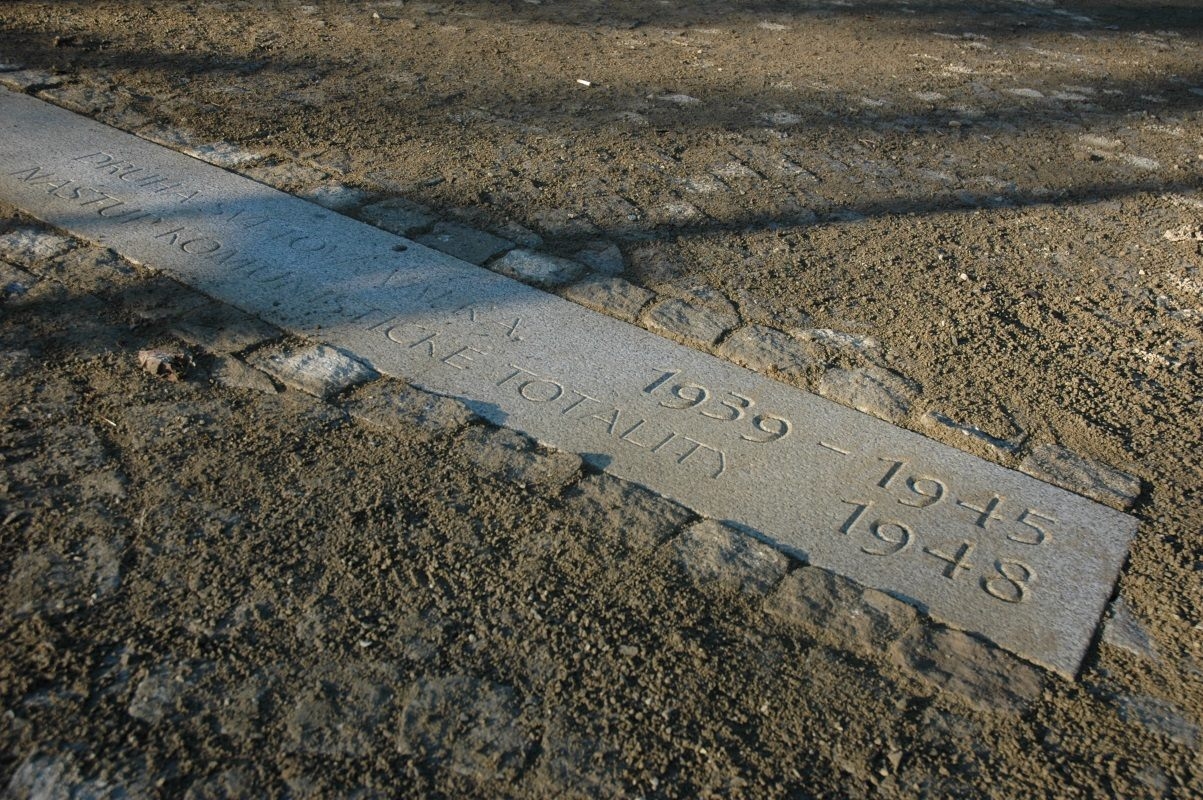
(643, 369), (792, 444)
(0, 92), (1141, 677)
(831, 455), (1048, 604)
(370, 314), (730, 480)
(1, 149), (1088, 605)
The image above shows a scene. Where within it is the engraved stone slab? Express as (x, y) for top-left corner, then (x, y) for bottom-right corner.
(0, 90), (1139, 677)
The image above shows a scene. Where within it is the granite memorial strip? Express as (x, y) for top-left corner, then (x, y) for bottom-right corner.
(0, 89), (1138, 677)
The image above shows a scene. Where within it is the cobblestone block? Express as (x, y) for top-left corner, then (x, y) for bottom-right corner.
(398, 675), (528, 782)
(644, 297), (738, 347)
(766, 567), (917, 652)
(573, 240), (625, 275)
(494, 220), (543, 248)
(492, 249), (585, 288)
(0, 262), (37, 298)
(139, 126), (261, 168)
(562, 473), (691, 552)
(894, 626), (1044, 712)
(120, 279), (211, 322)
(460, 426), (582, 490)
(559, 275), (654, 322)
(358, 197), (436, 236)
(0, 69), (62, 92)
(299, 182), (372, 212)
(670, 520), (788, 596)
(718, 325), (823, 377)
(818, 366), (918, 424)
(921, 410), (1022, 456)
(251, 343), (378, 399)
(344, 379), (475, 437)
(38, 84), (114, 115)
(416, 221), (513, 265)
(0, 226), (74, 266)
(40, 246), (140, 294)
(1020, 444), (1142, 510)
(1102, 595), (1159, 661)
(170, 301), (281, 354)
(211, 356), (280, 394)
(529, 207), (599, 238)
(242, 161), (330, 191)
(794, 328), (882, 360)
(1115, 696), (1198, 747)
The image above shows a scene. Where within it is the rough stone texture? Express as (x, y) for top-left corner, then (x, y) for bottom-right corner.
(211, 355), (280, 394)
(0, 262), (37, 298)
(38, 245), (140, 294)
(139, 125), (261, 168)
(537, 715), (624, 796)
(170, 301), (281, 354)
(585, 193), (642, 229)
(896, 627), (1044, 712)
(92, 99), (152, 131)
(492, 248), (586, 288)
(285, 662), (399, 757)
(818, 366), (918, 424)
(358, 197), (436, 235)
(128, 664), (182, 723)
(1102, 596), (1159, 661)
(37, 84), (114, 115)
(299, 182), (373, 212)
(460, 426), (582, 490)
(561, 473), (691, 552)
(398, 675), (529, 783)
(733, 288), (812, 331)
(5, 536), (126, 619)
(494, 220), (543, 248)
(1115, 696), (1199, 747)
(718, 325), (823, 377)
(671, 520), (789, 596)
(644, 297), (738, 348)
(652, 200), (705, 227)
(416, 221), (513, 265)
(0, 348), (32, 379)
(6, 752), (147, 800)
(252, 343), (378, 399)
(120, 279), (211, 322)
(241, 161), (330, 192)
(1021, 444), (1142, 510)
(712, 161), (760, 181)
(0, 68), (61, 92)
(922, 410), (1022, 455)
(343, 379), (476, 437)
(627, 241), (683, 284)
(794, 328), (883, 361)
(573, 240), (625, 275)
(766, 567), (917, 652)
(559, 275), (654, 322)
(0, 226), (73, 266)
(528, 207), (599, 238)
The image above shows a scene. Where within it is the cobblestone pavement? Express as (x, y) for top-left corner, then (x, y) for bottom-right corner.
(1, 1), (1201, 797)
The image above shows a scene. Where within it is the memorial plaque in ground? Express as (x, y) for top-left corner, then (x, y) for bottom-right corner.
(0, 89), (1138, 677)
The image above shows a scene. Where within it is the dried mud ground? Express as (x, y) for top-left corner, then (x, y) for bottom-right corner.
(1, 0), (1202, 797)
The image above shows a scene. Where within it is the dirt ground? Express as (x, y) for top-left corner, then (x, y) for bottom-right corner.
(1, 0), (1201, 797)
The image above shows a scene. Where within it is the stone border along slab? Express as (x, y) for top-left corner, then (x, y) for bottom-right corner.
(0, 89), (1138, 678)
